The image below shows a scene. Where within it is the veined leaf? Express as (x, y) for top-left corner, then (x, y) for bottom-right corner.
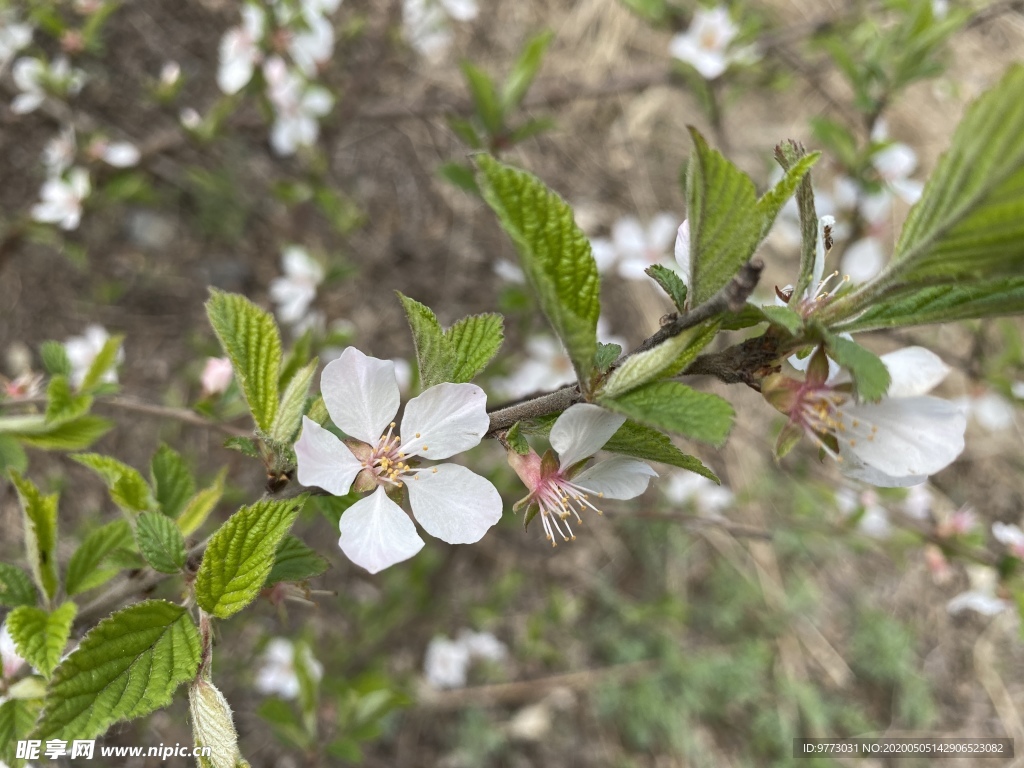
(135, 511), (187, 574)
(7, 602), (77, 677)
(266, 535), (329, 586)
(9, 471), (58, 602)
(206, 289), (282, 433)
(177, 469), (227, 537)
(150, 444), (195, 518)
(79, 334), (124, 393)
(0, 563), (37, 608)
(0, 414), (112, 450)
(755, 151), (820, 243)
(72, 453), (156, 514)
(44, 376), (91, 425)
(823, 333), (890, 403)
(397, 293), (447, 389)
(0, 434), (27, 475)
(65, 519), (133, 596)
(646, 264), (688, 311)
(601, 381), (735, 447)
(0, 698), (41, 768)
(601, 324), (716, 399)
(195, 497), (305, 618)
(502, 30), (554, 111)
(33, 600), (201, 741)
(476, 155), (600, 388)
(270, 358), (318, 445)
(602, 421), (719, 481)
(461, 61), (503, 136)
(39, 341), (71, 377)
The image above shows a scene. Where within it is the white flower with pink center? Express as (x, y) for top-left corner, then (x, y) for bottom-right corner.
(668, 6), (757, 80)
(507, 404), (657, 546)
(295, 347), (502, 573)
(31, 168), (90, 231)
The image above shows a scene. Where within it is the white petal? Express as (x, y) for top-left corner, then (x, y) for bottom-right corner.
(840, 236), (886, 284)
(617, 256), (657, 281)
(647, 213), (679, 252)
(590, 238), (617, 273)
(321, 348), (400, 444)
(873, 143), (917, 181)
(101, 142), (140, 167)
(11, 91), (43, 114)
(440, 0), (478, 21)
(992, 522), (1024, 548)
(399, 383), (488, 459)
(947, 590), (1008, 616)
(838, 396), (966, 480)
(338, 487), (424, 573)
(880, 347), (950, 397)
(890, 178), (923, 205)
(969, 392), (1016, 432)
(406, 464), (501, 544)
(550, 403), (626, 470)
(810, 215), (835, 294)
(673, 220), (690, 286)
(12, 57), (42, 90)
(294, 416), (363, 495)
(574, 456), (658, 500)
(611, 216), (648, 259)
(282, 245), (324, 283)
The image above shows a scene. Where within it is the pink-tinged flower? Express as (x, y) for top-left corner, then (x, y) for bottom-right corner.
(668, 6), (758, 80)
(937, 506), (976, 538)
(924, 544), (952, 584)
(947, 566), (1012, 617)
(2, 371), (44, 400)
(262, 57), (333, 156)
(1, 621), (26, 680)
(201, 357), (233, 396)
(590, 214), (677, 280)
(31, 168), (90, 230)
(217, 4), (265, 94)
(507, 404), (657, 546)
(269, 245), (324, 326)
(992, 522), (1024, 560)
(295, 347), (502, 573)
(902, 483), (933, 520)
(254, 638), (322, 699)
(65, 324), (122, 388)
(765, 346), (966, 487)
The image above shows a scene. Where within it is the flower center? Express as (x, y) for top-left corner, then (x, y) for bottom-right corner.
(533, 474), (606, 546)
(793, 387), (879, 459)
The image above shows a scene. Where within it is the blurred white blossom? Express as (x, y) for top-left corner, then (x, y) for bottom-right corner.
(11, 56), (85, 114)
(254, 638), (323, 699)
(42, 125), (77, 178)
(65, 324), (122, 387)
(993, 522), (1024, 560)
(87, 138), (141, 168)
(955, 389), (1017, 432)
(269, 245), (325, 326)
(669, 6), (757, 80)
(591, 214), (677, 280)
(663, 471), (734, 516)
(263, 57), (333, 155)
(201, 357), (233, 397)
(423, 629), (507, 689)
(402, 0), (478, 59)
(0, 11), (32, 70)
(217, 4), (265, 94)
(836, 487), (891, 538)
(31, 168), (90, 230)
(947, 566), (1012, 616)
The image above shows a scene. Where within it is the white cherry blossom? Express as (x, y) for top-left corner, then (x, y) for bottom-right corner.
(663, 470), (734, 516)
(254, 638), (323, 699)
(269, 245), (324, 326)
(11, 56), (85, 114)
(507, 403), (657, 545)
(669, 6), (757, 80)
(217, 4), (265, 94)
(947, 566), (1012, 617)
(839, 235), (886, 284)
(402, 0), (478, 59)
(871, 120), (923, 205)
(423, 636), (471, 689)
(294, 347), (502, 573)
(42, 125), (77, 178)
(590, 213), (677, 280)
(263, 57), (333, 155)
(87, 138), (141, 168)
(992, 522), (1024, 560)
(200, 357), (234, 396)
(955, 389), (1017, 433)
(31, 168), (90, 231)
(836, 487), (891, 538)
(65, 324), (123, 388)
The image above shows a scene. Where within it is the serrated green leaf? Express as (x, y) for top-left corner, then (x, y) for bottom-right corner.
(270, 358), (318, 445)
(7, 602), (77, 677)
(79, 334), (124, 393)
(601, 381), (735, 446)
(65, 519), (133, 596)
(9, 470), (58, 602)
(505, 422), (531, 455)
(646, 264), (688, 311)
(759, 305), (804, 335)
(206, 289), (282, 433)
(594, 342), (621, 374)
(0, 434), (27, 475)
(602, 324), (716, 399)
(461, 61), (503, 136)
(603, 420), (719, 481)
(223, 435), (261, 459)
(195, 497), (305, 618)
(177, 468), (227, 537)
(44, 376), (92, 424)
(39, 341), (71, 377)
(266, 535), (329, 586)
(1, 414), (113, 450)
(502, 30), (553, 111)
(33, 600), (201, 742)
(0, 698), (41, 768)
(189, 678), (246, 768)
(685, 128), (761, 306)
(72, 453), (156, 514)
(446, 313), (504, 382)
(476, 154), (600, 387)
(397, 293), (447, 389)
(824, 334), (891, 403)
(0, 563), (37, 607)
(279, 328), (314, 392)
(135, 511), (187, 573)
(755, 152), (819, 243)
(150, 444), (195, 518)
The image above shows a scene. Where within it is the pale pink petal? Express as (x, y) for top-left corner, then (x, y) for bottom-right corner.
(880, 347), (950, 397)
(399, 383), (489, 459)
(550, 403), (626, 470)
(338, 487), (424, 573)
(674, 220), (691, 286)
(321, 348), (400, 444)
(406, 463), (502, 544)
(294, 416), (363, 495)
(573, 456), (658, 500)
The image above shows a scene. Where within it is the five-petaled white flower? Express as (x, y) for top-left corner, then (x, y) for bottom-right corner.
(263, 56), (333, 156)
(591, 213), (677, 281)
(11, 55), (85, 114)
(402, 0), (478, 59)
(269, 245), (324, 326)
(217, 3), (265, 94)
(423, 628), (507, 690)
(668, 6), (757, 80)
(31, 168), (90, 230)
(507, 403), (658, 546)
(65, 324), (123, 388)
(295, 347), (503, 573)
(254, 638), (323, 699)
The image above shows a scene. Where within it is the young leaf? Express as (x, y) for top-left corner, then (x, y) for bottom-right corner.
(224, 435), (262, 460)
(150, 444), (195, 518)
(9, 470), (58, 603)
(646, 264), (688, 311)
(195, 496), (305, 618)
(176, 468), (227, 537)
(397, 293), (448, 390)
(0, 699), (41, 768)
(0, 563), (37, 608)
(684, 128), (761, 306)
(39, 341), (71, 377)
(2, 414), (113, 450)
(601, 381), (735, 446)
(79, 334), (124, 393)
(446, 312), (504, 383)
(501, 30), (554, 111)
(44, 376), (91, 424)
(602, 420), (720, 481)
(266, 535), (329, 586)
(438, 161), (481, 194)
(206, 289), (282, 433)
(65, 519), (133, 596)
(594, 342), (622, 374)
(0, 434), (27, 475)
(504, 422), (531, 455)
(189, 678), (246, 768)
(270, 358), (318, 445)
(601, 324), (716, 399)
(476, 154), (600, 387)
(32, 600), (201, 742)
(823, 334), (891, 403)
(461, 61), (503, 136)
(135, 511), (188, 574)
(279, 327), (314, 391)
(71, 453), (156, 514)
(6, 602), (77, 677)
(758, 305), (804, 335)
(755, 151), (820, 243)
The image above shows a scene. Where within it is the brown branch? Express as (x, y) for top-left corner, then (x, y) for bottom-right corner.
(487, 384), (582, 435)
(97, 396), (250, 437)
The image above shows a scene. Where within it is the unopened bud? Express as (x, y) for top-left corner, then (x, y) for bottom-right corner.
(189, 678), (249, 768)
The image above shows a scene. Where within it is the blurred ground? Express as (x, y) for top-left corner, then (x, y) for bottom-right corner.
(2, 1), (1024, 766)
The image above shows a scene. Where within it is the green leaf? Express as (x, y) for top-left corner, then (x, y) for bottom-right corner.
(438, 161), (481, 194)
(0, 563), (37, 607)
(195, 497), (305, 618)
(33, 600), (201, 742)
(150, 444), (195, 518)
(279, 328), (314, 392)
(79, 334), (124, 392)
(177, 468), (227, 537)
(446, 116), (483, 149)
(44, 376), (92, 424)
(603, 420), (719, 481)
(684, 128), (761, 306)
(71, 453), (156, 514)
(266, 535), (329, 586)
(461, 61), (503, 135)
(0, 414), (113, 450)
(397, 293), (447, 389)
(504, 421), (531, 455)
(601, 381), (735, 447)
(65, 519), (133, 596)
(758, 305), (804, 335)
(0, 698), (41, 768)
(507, 116), (555, 144)
(270, 358), (318, 445)
(206, 289), (282, 433)
(646, 264), (688, 311)
(135, 511), (188, 573)
(7, 602), (77, 677)
(755, 151), (820, 243)
(601, 324), (717, 399)
(39, 341), (71, 377)
(502, 30), (554, 111)
(9, 470), (58, 602)
(823, 334), (891, 403)
(0, 434), (27, 475)
(223, 436), (261, 459)
(594, 342), (621, 374)
(476, 154), (600, 387)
